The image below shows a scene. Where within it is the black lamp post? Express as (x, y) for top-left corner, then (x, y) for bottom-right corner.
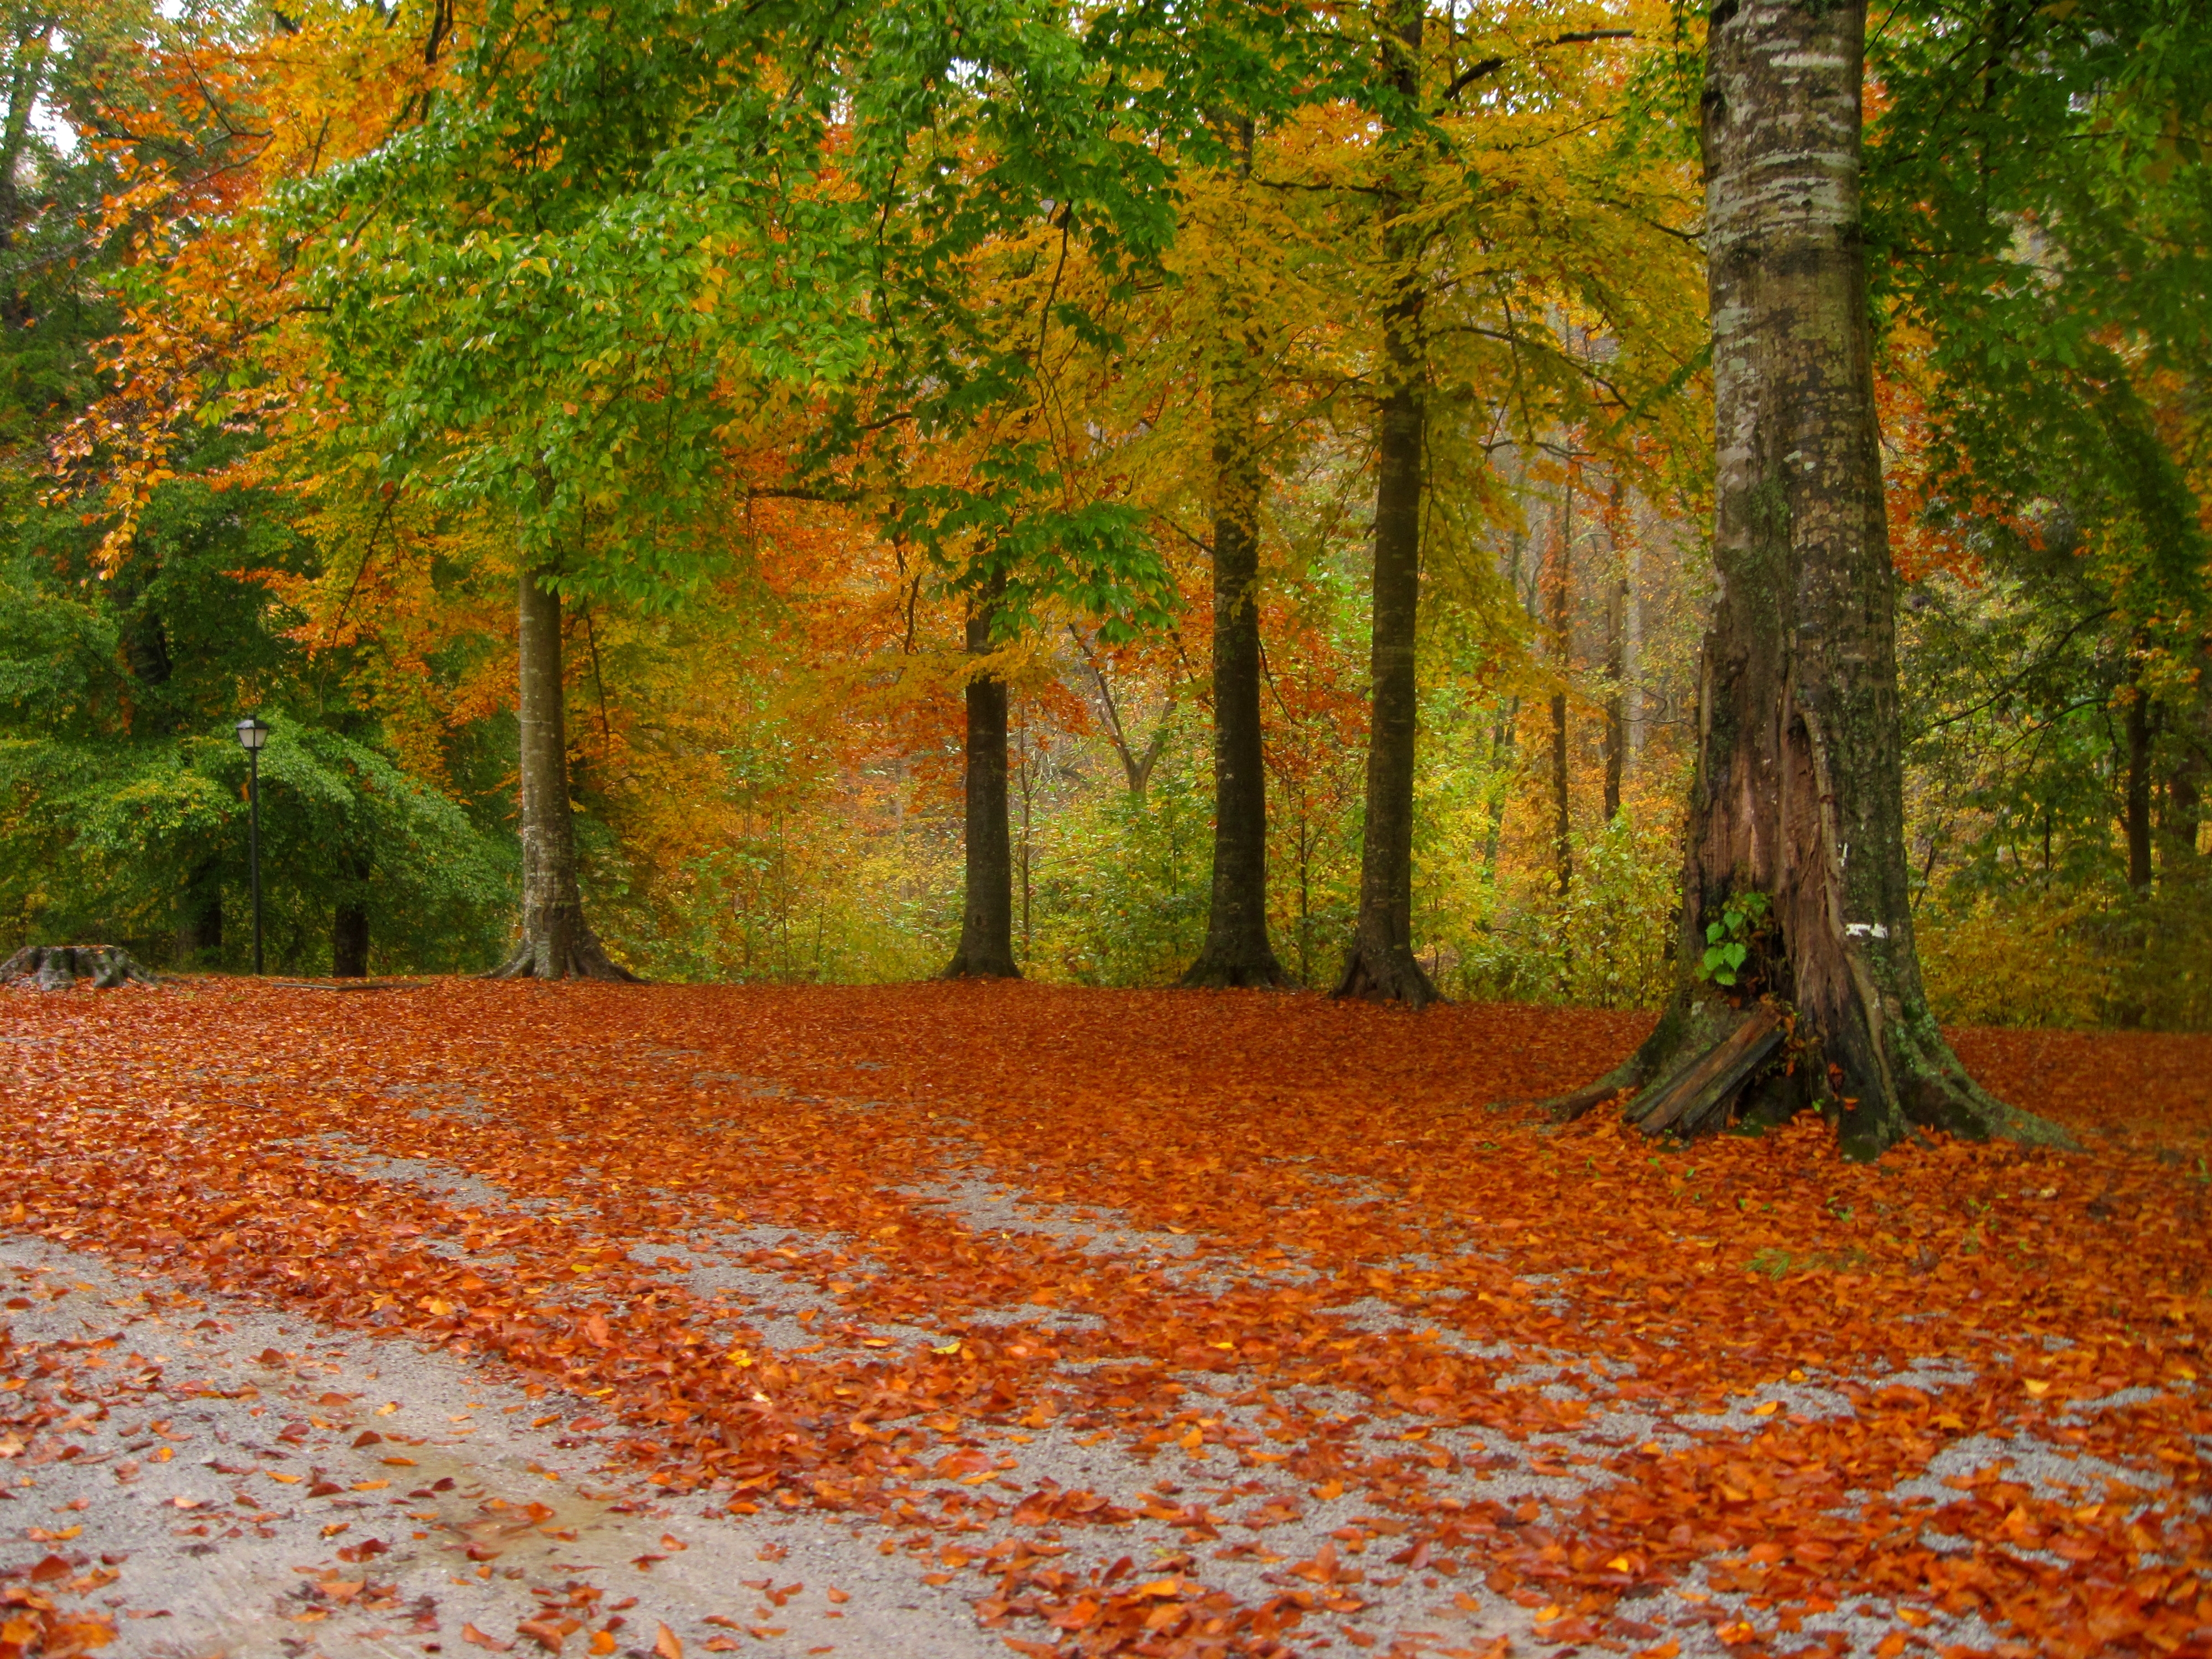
(235, 716), (269, 974)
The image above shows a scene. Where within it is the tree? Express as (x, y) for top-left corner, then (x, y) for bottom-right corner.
(488, 567), (637, 980)
(1335, 0), (1439, 1006)
(945, 570), (1020, 978)
(1552, 0), (2065, 1156)
(1180, 126), (1287, 990)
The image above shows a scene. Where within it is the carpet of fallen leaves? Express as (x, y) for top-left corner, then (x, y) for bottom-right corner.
(3, 981), (2209, 1659)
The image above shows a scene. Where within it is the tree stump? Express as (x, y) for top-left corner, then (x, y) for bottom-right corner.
(0, 945), (162, 990)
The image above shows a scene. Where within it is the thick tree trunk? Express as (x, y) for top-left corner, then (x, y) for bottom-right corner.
(1547, 0), (2063, 1157)
(488, 567), (638, 982)
(946, 574), (1021, 979)
(1336, 0), (1438, 1008)
(1184, 346), (1287, 989)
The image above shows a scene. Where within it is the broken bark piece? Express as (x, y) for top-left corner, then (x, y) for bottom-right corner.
(0, 945), (161, 990)
(1629, 1004), (1785, 1138)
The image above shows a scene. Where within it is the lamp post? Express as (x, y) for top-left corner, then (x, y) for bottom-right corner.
(234, 716), (269, 974)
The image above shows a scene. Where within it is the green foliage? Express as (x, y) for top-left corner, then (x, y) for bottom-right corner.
(1697, 889), (1769, 989)
(1450, 809), (1681, 1010)
(1025, 734), (1211, 985)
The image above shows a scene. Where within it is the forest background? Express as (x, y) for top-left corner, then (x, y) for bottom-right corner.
(0, 0), (2204, 1030)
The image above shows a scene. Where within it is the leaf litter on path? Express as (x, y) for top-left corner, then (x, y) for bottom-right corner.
(0, 980), (2205, 1658)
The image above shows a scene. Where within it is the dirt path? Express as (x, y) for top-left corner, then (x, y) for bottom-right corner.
(3, 981), (2207, 1658)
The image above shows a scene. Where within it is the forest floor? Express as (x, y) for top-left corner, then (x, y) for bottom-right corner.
(0, 982), (2207, 1659)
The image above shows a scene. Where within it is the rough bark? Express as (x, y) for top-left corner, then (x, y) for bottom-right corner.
(2, 945), (160, 989)
(1335, 0), (1438, 1008)
(946, 574), (1021, 979)
(1544, 0), (2065, 1157)
(487, 567), (639, 982)
(1183, 330), (1287, 990)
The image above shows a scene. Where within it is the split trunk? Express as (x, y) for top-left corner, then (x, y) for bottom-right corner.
(1550, 0), (2064, 1157)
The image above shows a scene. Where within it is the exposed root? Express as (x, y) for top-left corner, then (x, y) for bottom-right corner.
(1333, 941), (1441, 1008)
(1179, 947), (1289, 990)
(942, 946), (1021, 980)
(485, 929), (641, 982)
(1626, 1004), (1786, 1137)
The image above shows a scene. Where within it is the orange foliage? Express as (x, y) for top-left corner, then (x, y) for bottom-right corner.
(3, 984), (2206, 1657)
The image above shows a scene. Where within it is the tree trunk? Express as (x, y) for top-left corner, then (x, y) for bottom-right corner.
(1336, 0), (1438, 1008)
(332, 901), (370, 978)
(1184, 333), (1287, 989)
(175, 869), (221, 968)
(1603, 475), (1629, 822)
(1545, 0), (2064, 1157)
(946, 573), (1021, 979)
(1547, 461), (1574, 895)
(2125, 680), (2153, 890)
(488, 567), (638, 981)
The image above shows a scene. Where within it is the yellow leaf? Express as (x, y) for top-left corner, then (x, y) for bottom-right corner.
(2024, 1379), (2051, 1397)
(654, 1623), (684, 1659)
(1750, 1401), (1780, 1417)
(267, 1471), (302, 1484)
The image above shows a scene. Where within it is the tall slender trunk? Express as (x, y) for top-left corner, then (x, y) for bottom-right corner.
(2125, 681), (2153, 890)
(489, 566), (637, 980)
(1544, 0), (2062, 1156)
(946, 572), (1020, 978)
(1185, 320), (1286, 988)
(1547, 459), (1574, 895)
(1336, 0), (1437, 1006)
(1603, 475), (1629, 822)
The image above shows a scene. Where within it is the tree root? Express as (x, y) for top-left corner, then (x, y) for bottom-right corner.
(942, 946), (1021, 980)
(486, 930), (641, 982)
(1625, 1004), (1786, 1136)
(1, 945), (161, 990)
(1333, 942), (1441, 1008)
(1180, 948), (1289, 990)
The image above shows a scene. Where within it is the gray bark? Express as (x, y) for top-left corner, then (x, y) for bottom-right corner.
(488, 567), (637, 981)
(1551, 0), (2064, 1157)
